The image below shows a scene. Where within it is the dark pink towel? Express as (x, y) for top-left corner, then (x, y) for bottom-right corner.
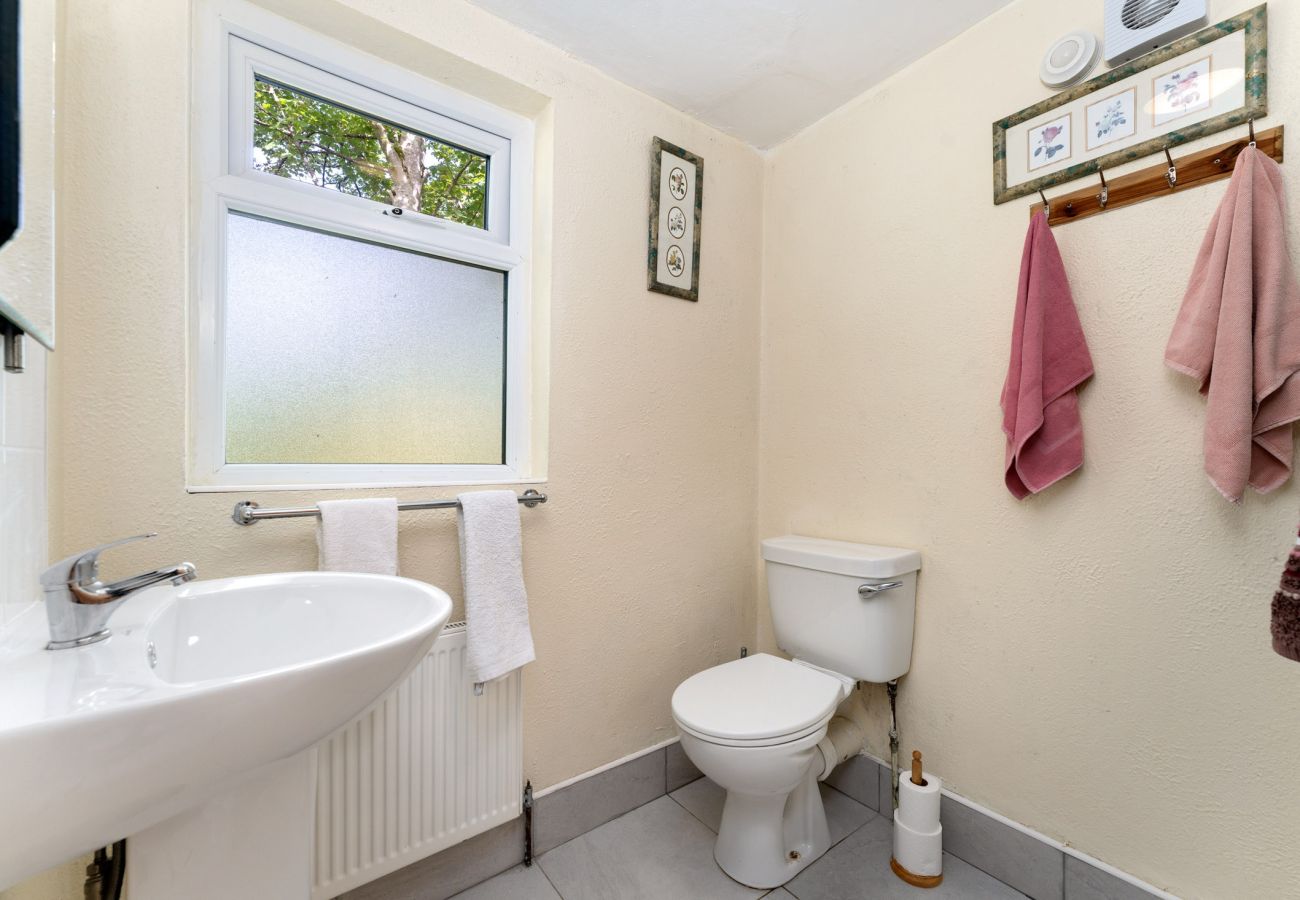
(1001, 212), (1094, 499)
(1165, 146), (1300, 502)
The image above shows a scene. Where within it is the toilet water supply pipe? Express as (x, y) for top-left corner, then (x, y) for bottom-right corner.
(887, 679), (900, 810)
(816, 680), (902, 799)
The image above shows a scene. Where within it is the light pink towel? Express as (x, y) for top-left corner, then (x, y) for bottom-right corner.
(1165, 146), (1300, 503)
(1001, 212), (1095, 499)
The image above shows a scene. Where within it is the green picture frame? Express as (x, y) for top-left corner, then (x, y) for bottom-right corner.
(647, 137), (703, 302)
(992, 4), (1267, 205)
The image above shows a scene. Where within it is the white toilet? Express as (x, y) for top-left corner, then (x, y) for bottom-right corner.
(671, 535), (921, 889)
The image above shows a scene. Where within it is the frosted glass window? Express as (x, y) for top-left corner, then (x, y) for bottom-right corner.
(223, 212), (506, 465)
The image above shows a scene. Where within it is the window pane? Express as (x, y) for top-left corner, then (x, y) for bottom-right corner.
(252, 78), (489, 229)
(223, 212), (506, 465)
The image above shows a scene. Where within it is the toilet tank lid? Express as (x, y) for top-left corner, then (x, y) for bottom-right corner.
(761, 535), (921, 578)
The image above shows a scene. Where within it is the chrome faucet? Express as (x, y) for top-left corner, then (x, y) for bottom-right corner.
(41, 533), (197, 650)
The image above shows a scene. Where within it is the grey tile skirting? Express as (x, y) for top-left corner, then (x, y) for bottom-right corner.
(532, 745), (668, 855)
(665, 739), (703, 793)
(831, 755), (1169, 900)
(346, 745), (1168, 900)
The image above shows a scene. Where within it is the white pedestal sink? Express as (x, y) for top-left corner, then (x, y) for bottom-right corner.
(0, 572), (453, 894)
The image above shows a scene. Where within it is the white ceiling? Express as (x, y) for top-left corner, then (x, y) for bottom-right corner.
(466, 0), (1016, 148)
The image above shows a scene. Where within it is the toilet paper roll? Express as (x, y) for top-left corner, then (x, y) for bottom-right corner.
(897, 771), (942, 833)
(893, 816), (943, 877)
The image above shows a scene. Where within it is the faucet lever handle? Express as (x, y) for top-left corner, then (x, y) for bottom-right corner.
(40, 533), (159, 588)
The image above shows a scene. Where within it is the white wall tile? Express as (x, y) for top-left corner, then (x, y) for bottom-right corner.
(3, 344), (46, 449)
(1, 346), (48, 626)
(0, 447), (13, 625)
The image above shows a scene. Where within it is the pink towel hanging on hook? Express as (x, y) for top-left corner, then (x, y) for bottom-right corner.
(1001, 211), (1095, 499)
(1165, 145), (1300, 502)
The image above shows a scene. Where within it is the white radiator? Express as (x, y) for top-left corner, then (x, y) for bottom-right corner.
(311, 622), (524, 899)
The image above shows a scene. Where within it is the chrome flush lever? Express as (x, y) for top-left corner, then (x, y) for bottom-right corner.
(858, 581), (903, 596)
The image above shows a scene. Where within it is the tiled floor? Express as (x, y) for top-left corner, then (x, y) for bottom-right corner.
(451, 777), (1027, 900)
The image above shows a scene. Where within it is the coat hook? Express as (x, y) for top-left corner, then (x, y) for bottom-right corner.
(1038, 188), (1051, 219)
(1163, 147), (1178, 188)
(1248, 117), (1257, 147)
(1097, 167), (1109, 209)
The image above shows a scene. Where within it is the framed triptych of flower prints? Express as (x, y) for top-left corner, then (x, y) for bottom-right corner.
(992, 4), (1266, 204)
(647, 137), (703, 302)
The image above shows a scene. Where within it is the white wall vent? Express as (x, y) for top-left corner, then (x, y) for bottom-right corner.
(1104, 0), (1208, 67)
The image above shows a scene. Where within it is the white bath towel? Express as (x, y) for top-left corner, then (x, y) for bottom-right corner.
(458, 490), (535, 686)
(316, 498), (399, 575)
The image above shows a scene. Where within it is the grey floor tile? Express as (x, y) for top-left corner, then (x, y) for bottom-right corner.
(940, 795), (1063, 900)
(538, 795), (764, 900)
(666, 740), (703, 793)
(670, 774), (726, 831)
(765, 891), (797, 899)
(340, 818), (523, 900)
(449, 864), (562, 900)
(821, 784), (874, 844)
(1064, 856), (1159, 900)
(671, 777), (870, 846)
(533, 748), (666, 855)
(787, 816), (1027, 900)
(825, 754), (880, 811)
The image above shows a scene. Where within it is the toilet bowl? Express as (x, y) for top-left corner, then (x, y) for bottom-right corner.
(671, 653), (852, 888)
(672, 535), (922, 889)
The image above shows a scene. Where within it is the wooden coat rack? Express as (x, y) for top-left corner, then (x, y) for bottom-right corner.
(1031, 124), (1285, 227)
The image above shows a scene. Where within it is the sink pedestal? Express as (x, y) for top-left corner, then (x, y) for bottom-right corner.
(128, 751), (316, 900)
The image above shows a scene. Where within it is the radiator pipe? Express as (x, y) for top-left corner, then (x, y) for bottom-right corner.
(83, 841), (126, 900)
(82, 856), (101, 900)
(522, 781), (534, 867)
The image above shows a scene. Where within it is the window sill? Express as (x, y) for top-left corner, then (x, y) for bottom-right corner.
(187, 475), (547, 494)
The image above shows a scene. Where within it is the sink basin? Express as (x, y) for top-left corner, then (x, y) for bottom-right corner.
(0, 572), (452, 890)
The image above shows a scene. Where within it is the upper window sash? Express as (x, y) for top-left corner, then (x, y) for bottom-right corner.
(225, 35), (513, 245)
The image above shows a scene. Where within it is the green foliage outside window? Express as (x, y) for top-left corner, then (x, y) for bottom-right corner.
(252, 78), (488, 228)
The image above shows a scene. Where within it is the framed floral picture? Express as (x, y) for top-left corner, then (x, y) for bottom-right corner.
(1152, 56), (1212, 127)
(1027, 114), (1072, 171)
(647, 137), (703, 302)
(1085, 88), (1136, 151)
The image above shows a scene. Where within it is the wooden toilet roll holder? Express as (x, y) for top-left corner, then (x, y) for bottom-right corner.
(890, 750), (944, 889)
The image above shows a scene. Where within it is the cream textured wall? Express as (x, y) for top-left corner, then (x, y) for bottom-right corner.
(758, 2), (1300, 898)
(0, 853), (85, 900)
(52, 0), (761, 796)
(31, 1), (1300, 898)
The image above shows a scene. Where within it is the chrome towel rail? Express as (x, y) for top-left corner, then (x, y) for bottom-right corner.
(232, 489), (547, 526)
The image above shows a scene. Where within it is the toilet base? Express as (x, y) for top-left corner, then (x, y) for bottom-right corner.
(714, 766), (831, 889)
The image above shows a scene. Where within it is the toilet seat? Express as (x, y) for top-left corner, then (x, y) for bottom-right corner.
(671, 654), (845, 748)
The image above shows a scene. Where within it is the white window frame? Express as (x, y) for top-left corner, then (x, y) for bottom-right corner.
(189, 0), (535, 491)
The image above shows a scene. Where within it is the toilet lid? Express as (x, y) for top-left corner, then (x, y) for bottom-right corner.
(671, 653), (844, 744)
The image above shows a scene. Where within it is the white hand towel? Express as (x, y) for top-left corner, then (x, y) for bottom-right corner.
(458, 490), (535, 686)
(316, 498), (399, 575)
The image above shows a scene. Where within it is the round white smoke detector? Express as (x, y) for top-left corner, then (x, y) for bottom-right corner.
(1040, 31), (1100, 89)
